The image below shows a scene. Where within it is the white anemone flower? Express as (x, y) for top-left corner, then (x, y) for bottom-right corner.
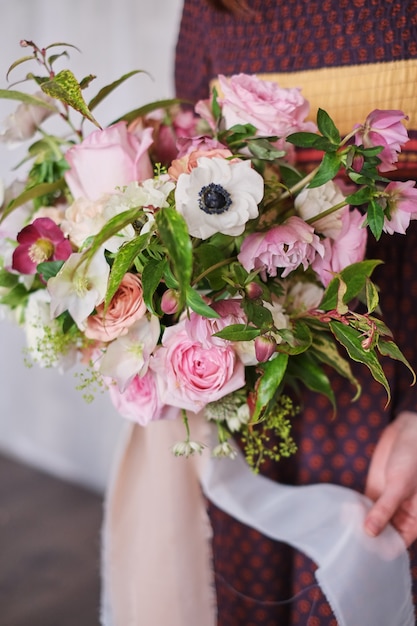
(99, 314), (161, 391)
(47, 248), (110, 330)
(174, 156), (264, 239)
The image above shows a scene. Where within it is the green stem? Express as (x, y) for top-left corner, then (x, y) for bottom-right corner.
(279, 164), (321, 201)
(306, 200), (349, 225)
(192, 255), (236, 286)
(182, 410), (190, 441)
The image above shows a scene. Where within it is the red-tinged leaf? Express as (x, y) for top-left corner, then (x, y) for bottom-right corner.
(329, 320), (390, 404)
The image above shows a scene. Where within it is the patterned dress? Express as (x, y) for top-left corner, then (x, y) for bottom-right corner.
(175, 1), (417, 624)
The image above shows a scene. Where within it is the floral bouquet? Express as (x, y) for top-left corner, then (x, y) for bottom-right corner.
(0, 41), (415, 469)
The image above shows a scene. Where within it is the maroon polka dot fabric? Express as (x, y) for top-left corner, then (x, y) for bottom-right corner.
(175, 2), (417, 623)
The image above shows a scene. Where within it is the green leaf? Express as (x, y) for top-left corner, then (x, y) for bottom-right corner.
(142, 259), (167, 314)
(185, 287), (220, 318)
(82, 206), (141, 263)
(378, 338), (416, 385)
(242, 300), (274, 329)
(252, 352), (289, 422)
(0, 283), (29, 308)
(286, 132), (325, 149)
(113, 98), (183, 125)
(365, 277), (379, 313)
(329, 320), (390, 403)
(0, 270), (19, 289)
(0, 89), (57, 110)
(247, 138), (285, 161)
(308, 151), (342, 188)
(211, 86), (221, 121)
(345, 187), (372, 206)
(1, 179), (66, 221)
(287, 352), (336, 411)
(87, 70), (145, 111)
(155, 208), (193, 308)
(277, 320), (313, 355)
(366, 198), (385, 240)
(311, 333), (361, 400)
(193, 244), (227, 290)
(105, 233), (150, 309)
(213, 323), (260, 341)
(316, 108), (341, 144)
(320, 259), (383, 311)
(37, 260), (65, 280)
(41, 69), (101, 128)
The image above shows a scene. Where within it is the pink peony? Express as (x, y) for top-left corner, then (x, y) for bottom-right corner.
(150, 317), (245, 413)
(64, 122), (154, 201)
(168, 146), (234, 180)
(238, 215), (324, 280)
(382, 180), (417, 235)
(354, 109), (409, 172)
(216, 73), (316, 138)
(108, 370), (177, 426)
(312, 208), (367, 286)
(85, 273), (147, 342)
(12, 217), (72, 275)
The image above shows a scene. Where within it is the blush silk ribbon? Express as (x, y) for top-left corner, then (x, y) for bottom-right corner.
(201, 436), (414, 626)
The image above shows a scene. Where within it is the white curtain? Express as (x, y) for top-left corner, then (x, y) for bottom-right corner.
(0, 0), (184, 491)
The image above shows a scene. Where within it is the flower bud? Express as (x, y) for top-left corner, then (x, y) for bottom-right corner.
(245, 281), (263, 300)
(254, 334), (277, 363)
(160, 288), (180, 315)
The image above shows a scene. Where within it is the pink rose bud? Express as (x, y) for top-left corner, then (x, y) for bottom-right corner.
(245, 281), (263, 300)
(254, 335), (277, 363)
(161, 289), (180, 315)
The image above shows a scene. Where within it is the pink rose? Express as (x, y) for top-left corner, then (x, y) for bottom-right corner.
(238, 215), (324, 280)
(150, 317), (245, 413)
(185, 298), (248, 347)
(85, 273), (147, 342)
(216, 73), (316, 138)
(65, 122), (154, 201)
(354, 109), (409, 172)
(108, 370), (178, 426)
(129, 107), (199, 165)
(312, 208), (367, 286)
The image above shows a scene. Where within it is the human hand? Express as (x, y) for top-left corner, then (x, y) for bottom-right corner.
(364, 411), (417, 547)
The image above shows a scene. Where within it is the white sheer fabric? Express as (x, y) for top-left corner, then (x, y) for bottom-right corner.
(202, 435), (414, 626)
(102, 418), (414, 625)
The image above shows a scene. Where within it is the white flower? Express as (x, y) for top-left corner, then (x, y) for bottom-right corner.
(172, 439), (206, 457)
(174, 156), (263, 239)
(47, 248), (110, 329)
(61, 195), (111, 249)
(99, 314), (161, 390)
(212, 441), (238, 459)
(285, 281), (324, 315)
(295, 180), (346, 238)
(24, 289), (77, 371)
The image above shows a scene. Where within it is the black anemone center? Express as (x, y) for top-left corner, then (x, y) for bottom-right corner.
(198, 183), (232, 215)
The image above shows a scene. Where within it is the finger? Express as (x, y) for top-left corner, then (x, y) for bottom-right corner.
(364, 486), (404, 539)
